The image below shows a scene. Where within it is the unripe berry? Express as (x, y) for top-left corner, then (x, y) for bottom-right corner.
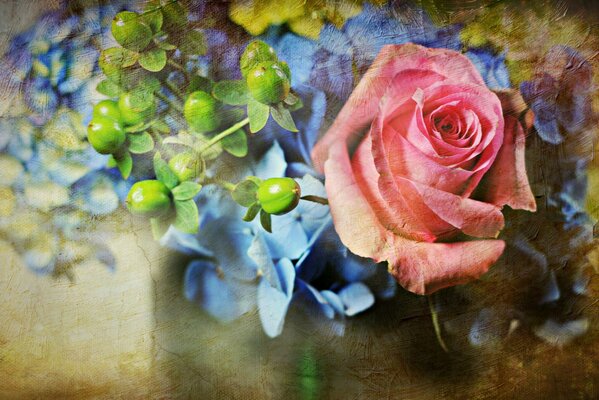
(126, 180), (172, 218)
(257, 177), (301, 215)
(87, 116), (125, 154)
(247, 62), (290, 104)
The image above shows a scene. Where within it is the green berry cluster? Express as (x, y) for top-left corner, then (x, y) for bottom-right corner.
(89, 2), (327, 238)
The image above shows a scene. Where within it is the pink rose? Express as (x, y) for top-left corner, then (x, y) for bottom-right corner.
(312, 44), (536, 295)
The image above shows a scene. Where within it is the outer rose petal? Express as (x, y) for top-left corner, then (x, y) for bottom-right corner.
(479, 91), (537, 211)
(311, 43), (486, 172)
(325, 140), (506, 295)
(386, 239), (505, 295)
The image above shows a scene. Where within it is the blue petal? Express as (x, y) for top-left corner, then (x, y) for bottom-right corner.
(257, 258), (295, 337)
(533, 318), (589, 347)
(253, 141), (287, 179)
(160, 226), (213, 256)
(337, 282), (375, 316)
(247, 232), (276, 286)
(468, 308), (508, 346)
(273, 34), (318, 87)
(262, 212), (309, 260)
(198, 217), (258, 280)
(184, 260), (256, 323)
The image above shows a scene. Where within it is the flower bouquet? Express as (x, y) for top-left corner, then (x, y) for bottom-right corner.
(1, 0), (596, 350)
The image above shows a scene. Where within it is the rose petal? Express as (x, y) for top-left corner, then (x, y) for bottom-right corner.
(396, 177), (505, 238)
(312, 43), (486, 171)
(324, 141), (393, 258)
(385, 123), (477, 194)
(387, 239), (506, 295)
(479, 115), (537, 211)
(353, 134), (438, 241)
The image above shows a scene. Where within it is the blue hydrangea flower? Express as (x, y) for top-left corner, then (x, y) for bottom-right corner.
(0, 3), (129, 277)
(465, 47), (511, 90)
(162, 141), (392, 337)
(1, 4), (126, 126)
(520, 45), (594, 145)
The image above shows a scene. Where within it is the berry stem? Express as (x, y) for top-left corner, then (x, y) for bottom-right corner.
(165, 79), (185, 101)
(300, 195), (328, 205)
(199, 117), (250, 154)
(155, 91), (183, 114)
(167, 59), (188, 80)
(203, 177), (236, 192)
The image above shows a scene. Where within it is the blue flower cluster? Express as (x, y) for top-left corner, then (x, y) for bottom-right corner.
(162, 142), (395, 337)
(0, 3), (130, 277)
(2, 4), (128, 125)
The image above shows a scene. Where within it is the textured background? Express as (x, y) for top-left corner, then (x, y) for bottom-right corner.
(0, 1), (598, 399)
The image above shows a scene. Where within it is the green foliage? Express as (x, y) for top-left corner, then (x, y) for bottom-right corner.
(212, 80), (249, 106)
(153, 152), (179, 189)
(90, 4), (305, 237)
(171, 181), (203, 201)
(139, 48), (167, 72)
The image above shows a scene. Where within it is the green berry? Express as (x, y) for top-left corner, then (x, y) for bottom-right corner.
(126, 180), (172, 218)
(87, 116), (125, 155)
(111, 11), (152, 52)
(183, 91), (219, 133)
(257, 177), (301, 215)
(118, 93), (155, 126)
(240, 40), (278, 78)
(247, 62), (290, 105)
(93, 100), (121, 122)
(169, 152), (202, 182)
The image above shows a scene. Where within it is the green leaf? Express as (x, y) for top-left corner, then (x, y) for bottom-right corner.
(212, 80), (248, 105)
(162, 132), (196, 148)
(232, 179), (259, 207)
(221, 129), (248, 157)
(142, 4), (163, 33)
(139, 48), (167, 72)
(114, 152), (133, 179)
(125, 121), (152, 133)
(270, 104), (298, 132)
(128, 132), (154, 154)
(99, 47), (139, 83)
(96, 79), (121, 97)
(155, 40), (177, 50)
(153, 152), (179, 189)
(243, 203), (261, 222)
(172, 182), (202, 201)
(247, 97), (270, 133)
(106, 155), (117, 168)
(161, 0), (187, 32)
(129, 87), (155, 111)
(246, 176), (263, 186)
(284, 92), (303, 111)
(187, 76), (213, 95)
(150, 214), (174, 240)
(112, 11), (153, 52)
(152, 119), (170, 133)
(138, 75), (161, 93)
(174, 199), (199, 234)
(260, 209), (272, 233)
(178, 30), (207, 55)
